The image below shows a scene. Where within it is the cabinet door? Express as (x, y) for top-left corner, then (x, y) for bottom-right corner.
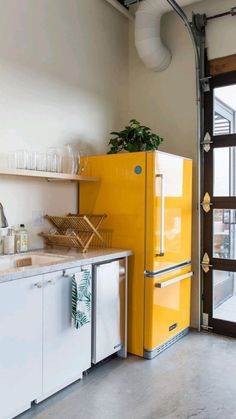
(0, 276), (43, 419)
(42, 266), (92, 398)
(93, 260), (125, 364)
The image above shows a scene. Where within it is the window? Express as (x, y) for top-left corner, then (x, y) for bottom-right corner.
(214, 85), (236, 135)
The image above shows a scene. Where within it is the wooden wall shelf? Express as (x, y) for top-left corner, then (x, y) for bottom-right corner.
(0, 168), (99, 182)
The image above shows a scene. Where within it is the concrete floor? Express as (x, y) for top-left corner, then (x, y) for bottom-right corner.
(18, 331), (236, 419)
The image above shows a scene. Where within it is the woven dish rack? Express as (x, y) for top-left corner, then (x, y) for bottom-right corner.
(40, 214), (108, 253)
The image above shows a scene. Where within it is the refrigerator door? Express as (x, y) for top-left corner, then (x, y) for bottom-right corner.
(145, 151), (192, 273)
(144, 265), (192, 359)
(80, 152), (146, 357)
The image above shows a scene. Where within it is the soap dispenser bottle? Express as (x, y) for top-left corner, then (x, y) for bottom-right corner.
(16, 224), (28, 253)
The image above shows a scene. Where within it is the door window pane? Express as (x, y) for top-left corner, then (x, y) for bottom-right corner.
(213, 209), (236, 259)
(214, 85), (236, 135)
(214, 147), (236, 196)
(213, 270), (236, 322)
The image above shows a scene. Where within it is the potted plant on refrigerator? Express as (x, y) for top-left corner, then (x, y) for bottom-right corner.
(107, 119), (163, 154)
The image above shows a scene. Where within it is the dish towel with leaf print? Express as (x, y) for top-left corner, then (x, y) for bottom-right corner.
(71, 269), (91, 329)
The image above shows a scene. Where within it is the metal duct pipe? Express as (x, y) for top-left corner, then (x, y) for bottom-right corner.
(135, 0), (200, 71)
(166, 0), (203, 332)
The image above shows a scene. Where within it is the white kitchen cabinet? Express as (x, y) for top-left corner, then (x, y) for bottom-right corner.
(92, 259), (127, 364)
(37, 265), (92, 402)
(0, 276), (43, 419)
(0, 252), (129, 418)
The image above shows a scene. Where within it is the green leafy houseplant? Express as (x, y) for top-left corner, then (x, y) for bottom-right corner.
(107, 119), (163, 154)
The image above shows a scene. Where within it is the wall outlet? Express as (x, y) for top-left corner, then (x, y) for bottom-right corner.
(32, 210), (44, 227)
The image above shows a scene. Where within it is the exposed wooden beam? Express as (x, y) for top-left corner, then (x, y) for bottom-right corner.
(209, 54), (236, 76)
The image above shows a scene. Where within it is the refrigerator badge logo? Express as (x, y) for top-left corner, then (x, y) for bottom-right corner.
(134, 165), (142, 175)
(169, 323), (178, 332)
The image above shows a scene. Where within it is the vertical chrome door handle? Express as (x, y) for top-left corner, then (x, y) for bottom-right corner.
(155, 174), (165, 257)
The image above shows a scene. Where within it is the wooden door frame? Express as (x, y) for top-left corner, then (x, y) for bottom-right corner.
(203, 69), (236, 336)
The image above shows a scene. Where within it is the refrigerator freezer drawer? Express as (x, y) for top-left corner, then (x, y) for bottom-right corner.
(144, 266), (192, 357)
(92, 259), (126, 364)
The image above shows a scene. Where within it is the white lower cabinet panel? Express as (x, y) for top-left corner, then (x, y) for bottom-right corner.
(0, 263), (93, 417)
(0, 276), (43, 419)
(93, 260), (126, 364)
(39, 266), (92, 401)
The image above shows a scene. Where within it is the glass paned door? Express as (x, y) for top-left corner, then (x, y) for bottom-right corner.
(213, 85), (236, 135)
(213, 209), (236, 259)
(213, 270), (235, 322)
(203, 71), (236, 336)
(214, 147), (236, 196)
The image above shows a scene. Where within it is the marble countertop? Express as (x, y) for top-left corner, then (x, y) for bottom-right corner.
(0, 248), (133, 284)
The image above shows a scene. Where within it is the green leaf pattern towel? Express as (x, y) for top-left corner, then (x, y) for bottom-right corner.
(72, 269), (91, 329)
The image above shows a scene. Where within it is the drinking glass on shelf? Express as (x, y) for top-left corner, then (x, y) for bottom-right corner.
(46, 151), (52, 172)
(16, 150), (27, 169)
(26, 151), (37, 170)
(8, 151), (17, 169)
(36, 152), (47, 171)
(57, 150), (62, 173)
(47, 147), (60, 172)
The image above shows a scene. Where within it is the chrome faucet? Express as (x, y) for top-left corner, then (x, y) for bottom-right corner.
(0, 203), (8, 228)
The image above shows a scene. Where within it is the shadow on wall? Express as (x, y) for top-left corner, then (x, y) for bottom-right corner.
(0, 0), (128, 100)
(0, 0), (129, 155)
(0, 0), (129, 249)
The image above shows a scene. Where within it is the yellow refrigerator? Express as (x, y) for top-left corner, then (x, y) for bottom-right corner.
(80, 151), (192, 358)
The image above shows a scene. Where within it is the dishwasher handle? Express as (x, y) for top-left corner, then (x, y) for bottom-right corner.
(155, 272), (193, 288)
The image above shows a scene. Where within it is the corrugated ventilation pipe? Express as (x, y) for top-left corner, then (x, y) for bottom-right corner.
(135, 0), (199, 71)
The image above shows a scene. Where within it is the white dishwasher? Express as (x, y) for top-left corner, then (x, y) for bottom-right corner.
(92, 258), (127, 364)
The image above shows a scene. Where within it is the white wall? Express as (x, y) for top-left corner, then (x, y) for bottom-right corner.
(0, 0), (129, 248)
(129, 0), (236, 327)
(1, 0), (235, 326)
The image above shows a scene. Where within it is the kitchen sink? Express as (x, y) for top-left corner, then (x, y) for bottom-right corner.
(0, 253), (70, 273)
